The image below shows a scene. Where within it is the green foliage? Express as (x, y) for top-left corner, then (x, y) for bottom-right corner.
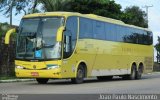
(39, 0), (69, 12)
(155, 36), (160, 63)
(0, 0), (38, 16)
(0, 0), (148, 28)
(0, 22), (10, 37)
(0, 76), (16, 80)
(39, 0), (147, 27)
(57, 0), (122, 20)
(0, 22), (16, 76)
(155, 36), (160, 53)
(121, 6), (148, 28)
(0, 23), (17, 39)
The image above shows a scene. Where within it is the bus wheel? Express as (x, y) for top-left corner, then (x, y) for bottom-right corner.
(97, 76), (113, 81)
(136, 65), (143, 79)
(36, 78), (49, 84)
(122, 64), (136, 80)
(129, 64), (136, 80)
(71, 65), (85, 84)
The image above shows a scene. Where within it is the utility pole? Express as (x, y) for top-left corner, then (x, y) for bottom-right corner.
(142, 5), (153, 26)
(10, 0), (14, 26)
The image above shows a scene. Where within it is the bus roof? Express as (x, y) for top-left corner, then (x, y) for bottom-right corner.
(23, 12), (151, 32)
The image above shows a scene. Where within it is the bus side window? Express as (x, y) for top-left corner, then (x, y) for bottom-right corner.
(63, 31), (72, 58)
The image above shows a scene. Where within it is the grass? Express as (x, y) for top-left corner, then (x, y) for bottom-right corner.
(0, 76), (18, 80)
(0, 75), (31, 80)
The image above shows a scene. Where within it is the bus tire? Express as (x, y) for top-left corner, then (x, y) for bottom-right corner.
(129, 64), (137, 80)
(71, 65), (85, 84)
(136, 65), (143, 79)
(122, 64), (136, 80)
(97, 76), (113, 81)
(36, 78), (49, 84)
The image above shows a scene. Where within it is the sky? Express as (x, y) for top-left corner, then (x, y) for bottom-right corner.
(0, 0), (160, 60)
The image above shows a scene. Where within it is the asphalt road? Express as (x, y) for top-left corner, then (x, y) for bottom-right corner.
(0, 72), (160, 94)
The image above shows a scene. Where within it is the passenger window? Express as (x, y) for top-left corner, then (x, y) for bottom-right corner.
(79, 18), (93, 38)
(93, 21), (105, 40)
(105, 23), (116, 41)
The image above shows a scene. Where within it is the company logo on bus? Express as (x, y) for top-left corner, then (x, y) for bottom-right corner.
(33, 65), (36, 69)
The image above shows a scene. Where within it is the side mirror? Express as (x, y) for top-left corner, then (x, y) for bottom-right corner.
(5, 28), (16, 44)
(56, 26), (65, 42)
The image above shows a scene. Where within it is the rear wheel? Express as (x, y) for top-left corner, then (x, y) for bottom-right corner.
(71, 65), (85, 84)
(36, 78), (49, 84)
(136, 65), (143, 79)
(122, 64), (136, 80)
(130, 65), (136, 80)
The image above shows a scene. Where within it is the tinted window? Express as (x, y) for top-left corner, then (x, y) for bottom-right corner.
(122, 27), (152, 45)
(105, 23), (116, 41)
(66, 17), (77, 41)
(93, 21), (105, 40)
(79, 17), (152, 45)
(142, 31), (153, 45)
(116, 25), (127, 42)
(79, 18), (93, 38)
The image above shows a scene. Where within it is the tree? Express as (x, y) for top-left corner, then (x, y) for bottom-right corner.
(0, 0), (41, 16)
(62, 0), (122, 20)
(155, 36), (160, 63)
(0, 1), (147, 28)
(39, 0), (69, 12)
(1, 1), (147, 28)
(0, 22), (10, 37)
(38, 1), (147, 28)
(0, 0), (39, 25)
(121, 6), (148, 28)
(0, 22), (16, 76)
(0, 0), (122, 19)
(0, 0), (27, 15)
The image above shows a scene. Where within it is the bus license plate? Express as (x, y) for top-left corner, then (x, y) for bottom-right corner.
(31, 72), (39, 76)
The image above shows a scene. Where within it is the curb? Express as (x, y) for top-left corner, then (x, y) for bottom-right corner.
(152, 72), (160, 74)
(0, 79), (35, 83)
(147, 71), (160, 74)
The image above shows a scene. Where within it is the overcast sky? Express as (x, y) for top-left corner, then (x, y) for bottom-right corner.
(0, 0), (159, 59)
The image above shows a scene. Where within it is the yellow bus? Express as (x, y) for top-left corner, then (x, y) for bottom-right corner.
(5, 12), (153, 84)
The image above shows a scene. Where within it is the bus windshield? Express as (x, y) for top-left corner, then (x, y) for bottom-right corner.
(16, 17), (64, 60)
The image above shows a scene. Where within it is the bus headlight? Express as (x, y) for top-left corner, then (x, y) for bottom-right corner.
(16, 65), (24, 69)
(47, 64), (59, 69)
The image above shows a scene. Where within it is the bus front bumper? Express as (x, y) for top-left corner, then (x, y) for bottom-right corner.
(15, 68), (62, 78)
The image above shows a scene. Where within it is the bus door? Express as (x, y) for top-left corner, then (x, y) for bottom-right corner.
(63, 30), (72, 58)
